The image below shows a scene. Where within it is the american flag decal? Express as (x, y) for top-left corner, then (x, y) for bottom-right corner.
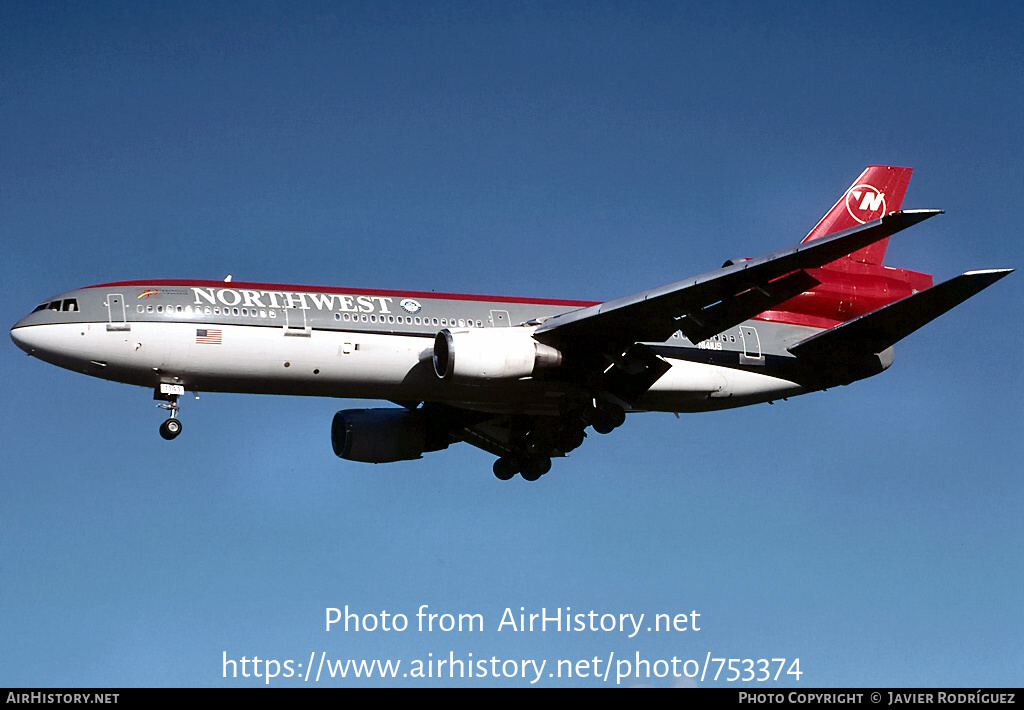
(196, 328), (222, 345)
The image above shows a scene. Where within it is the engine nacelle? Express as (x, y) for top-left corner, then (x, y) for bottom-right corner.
(432, 328), (562, 381)
(331, 408), (446, 463)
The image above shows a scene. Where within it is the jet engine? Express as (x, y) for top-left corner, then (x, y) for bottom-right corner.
(331, 408), (448, 463)
(432, 328), (562, 381)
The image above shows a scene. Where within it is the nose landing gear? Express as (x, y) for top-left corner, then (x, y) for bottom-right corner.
(155, 383), (186, 440)
(159, 416), (182, 440)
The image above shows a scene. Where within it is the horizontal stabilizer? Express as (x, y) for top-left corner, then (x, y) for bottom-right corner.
(788, 268), (1013, 360)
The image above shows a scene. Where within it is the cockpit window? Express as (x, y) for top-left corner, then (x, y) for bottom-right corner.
(32, 299), (79, 313)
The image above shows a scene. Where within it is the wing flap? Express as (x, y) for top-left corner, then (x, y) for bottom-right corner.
(677, 269), (821, 343)
(602, 343), (674, 403)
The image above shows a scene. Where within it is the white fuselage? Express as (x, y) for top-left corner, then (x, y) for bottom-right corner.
(11, 280), (813, 417)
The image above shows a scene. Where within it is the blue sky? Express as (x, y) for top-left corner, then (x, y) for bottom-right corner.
(2, 1), (1021, 687)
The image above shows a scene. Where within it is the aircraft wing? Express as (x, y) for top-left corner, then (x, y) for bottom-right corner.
(533, 209), (942, 353)
(458, 415), (535, 459)
(433, 407), (579, 461)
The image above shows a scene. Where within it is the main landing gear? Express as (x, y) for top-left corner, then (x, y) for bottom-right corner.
(155, 384), (186, 440)
(588, 400), (626, 435)
(493, 455), (552, 482)
(491, 400), (626, 482)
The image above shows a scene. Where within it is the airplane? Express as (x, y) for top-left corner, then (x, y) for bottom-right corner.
(10, 166), (1012, 481)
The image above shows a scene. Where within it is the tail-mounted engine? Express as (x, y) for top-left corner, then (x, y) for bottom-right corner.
(432, 328), (562, 381)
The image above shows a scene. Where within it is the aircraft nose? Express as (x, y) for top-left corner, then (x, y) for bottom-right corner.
(10, 316), (59, 356)
(11, 324), (36, 354)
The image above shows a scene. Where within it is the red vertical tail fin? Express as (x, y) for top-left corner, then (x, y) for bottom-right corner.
(757, 166), (932, 329)
(802, 165), (913, 267)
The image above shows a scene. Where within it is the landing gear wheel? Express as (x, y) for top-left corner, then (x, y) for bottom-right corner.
(160, 418), (183, 440)
(156, 388), (184, 440)
(493, 456), (518, 481)
(591, 402), (625, 434)
(520, 456), (551, 481)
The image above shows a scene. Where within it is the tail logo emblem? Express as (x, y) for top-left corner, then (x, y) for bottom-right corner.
(845, 184), (886, 223)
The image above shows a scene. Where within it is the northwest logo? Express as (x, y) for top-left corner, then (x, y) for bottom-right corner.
(845, 184), (886, 223)
(400, 299), (422, 314)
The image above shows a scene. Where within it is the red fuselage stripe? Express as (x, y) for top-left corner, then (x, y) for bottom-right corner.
(87, 279), (600, 308)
